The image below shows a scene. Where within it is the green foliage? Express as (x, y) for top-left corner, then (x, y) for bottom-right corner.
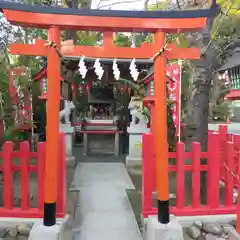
(76, 31), (101, 46)
(217, 0), (240, 15)
(212, 102), (229, 119)
(114, 33), (132, 47)
(147, 0), (168, 11)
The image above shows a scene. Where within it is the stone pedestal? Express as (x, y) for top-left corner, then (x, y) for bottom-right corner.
(59, 124), (75, 167)
(126, 123), (149, 167)
(146, 216), (183, 240)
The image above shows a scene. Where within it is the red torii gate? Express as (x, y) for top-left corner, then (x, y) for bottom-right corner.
(0, 1), (213, 226)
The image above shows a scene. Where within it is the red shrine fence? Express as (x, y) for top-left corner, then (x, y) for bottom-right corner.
(143, 125), (240, 218)
(0, 133), (66, 218)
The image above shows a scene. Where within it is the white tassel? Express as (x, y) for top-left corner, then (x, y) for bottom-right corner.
(94, 58), (104, 80)
(113, 59), (120, 80)
(130, 59), (139, 81)
(78, 56), (88, 79)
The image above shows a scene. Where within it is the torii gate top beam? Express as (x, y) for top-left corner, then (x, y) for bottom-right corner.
(0, 2), (214, 32)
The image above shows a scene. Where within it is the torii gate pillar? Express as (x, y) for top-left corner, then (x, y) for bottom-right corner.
(154, 31), (169, 223)
(44, 26), (61, 226)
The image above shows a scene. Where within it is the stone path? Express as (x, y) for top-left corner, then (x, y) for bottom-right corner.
(71, 162), (142, 240)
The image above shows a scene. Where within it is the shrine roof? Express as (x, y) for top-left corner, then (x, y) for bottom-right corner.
(218, 47), (240, 72)
(32, 63), (64, 81)
(142, 65), (179, 84)
(0, 1), (215, 31)
(0, 2), (214, 19)
(143, 67), (154, 84)
(32, 64), (47, 81)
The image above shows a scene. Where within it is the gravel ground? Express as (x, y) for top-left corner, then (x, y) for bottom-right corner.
(183, 221), (237, 240)
(0, 222), (32, 239)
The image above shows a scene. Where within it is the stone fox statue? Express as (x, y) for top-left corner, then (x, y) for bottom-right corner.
(59, 100), (75, 125)
(128, 97), (148, 125)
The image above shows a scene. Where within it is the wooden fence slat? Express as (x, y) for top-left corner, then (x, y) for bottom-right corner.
(219, 125), (228, 183)
(224, 141), (234, 206)
(233, 135), (240, 187)
(228, 134), (234, 142)
(176, 142), (185, 209)
(192, 142), (201, 208)
(3, 141), (14, 209)
(20, 141), (30, 210)
(37, 142), (45, 211)
(207, 132), (221, 208)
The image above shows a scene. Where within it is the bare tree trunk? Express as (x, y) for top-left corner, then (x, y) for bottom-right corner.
(185, 2), (220, 149)
(184, 2), (220, 203)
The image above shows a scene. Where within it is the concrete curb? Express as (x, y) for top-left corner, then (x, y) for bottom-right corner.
(228, 228), (240, 239)
(146, 216), (183, 240)
(66, 156), (76, 168)
(142, 214), (236, 229)
(142, 215), (238, 240)
(125, 156), (142, 168)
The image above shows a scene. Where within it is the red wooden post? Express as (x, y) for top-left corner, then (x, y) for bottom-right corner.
(192, 142), (201, 208)
(234, 135), (240, 187)
(57, 133), (66, 214)
(228, 134), (233, 142)
(37, 142), (45, 211)
(235, 135), (240, 232)
(3, 141), (14, 209)
(20, 141), (30, 210)
(142, 133), (154, 217)
(207, 132), (220, 208)
(219, 124), (228, 140)
(219, 125), (228, 183)
(176, 142), (185, 209)
(224, 141), (234, 206)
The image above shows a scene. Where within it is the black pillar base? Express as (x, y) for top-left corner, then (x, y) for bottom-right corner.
(157, 200), (169, 224)
(44, 202), (56, 226)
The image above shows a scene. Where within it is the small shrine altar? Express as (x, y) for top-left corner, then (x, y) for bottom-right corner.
(74, 85), (123, 156)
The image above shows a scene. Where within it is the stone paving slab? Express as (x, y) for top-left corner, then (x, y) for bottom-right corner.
(72, 163), (142, 240)
(71, 163), (135, 190)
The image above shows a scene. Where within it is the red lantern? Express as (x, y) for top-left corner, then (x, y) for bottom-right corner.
(72, 82), (76, 92)
(86, 83), (91, 91)
(120, 87), (124, 93)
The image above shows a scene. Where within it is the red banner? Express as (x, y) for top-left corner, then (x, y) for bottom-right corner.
(9, 67), (32, 128)
(167, 64), (181, 137)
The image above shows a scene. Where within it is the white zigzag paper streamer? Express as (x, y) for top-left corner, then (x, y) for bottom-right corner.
(78, 56), (88, 79)
(130, 59), (139, 81)
(94, 58), (104, 80)
(113, 59), (120, 80)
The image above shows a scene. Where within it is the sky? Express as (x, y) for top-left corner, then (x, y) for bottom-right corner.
(91, 0), (160, 10)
